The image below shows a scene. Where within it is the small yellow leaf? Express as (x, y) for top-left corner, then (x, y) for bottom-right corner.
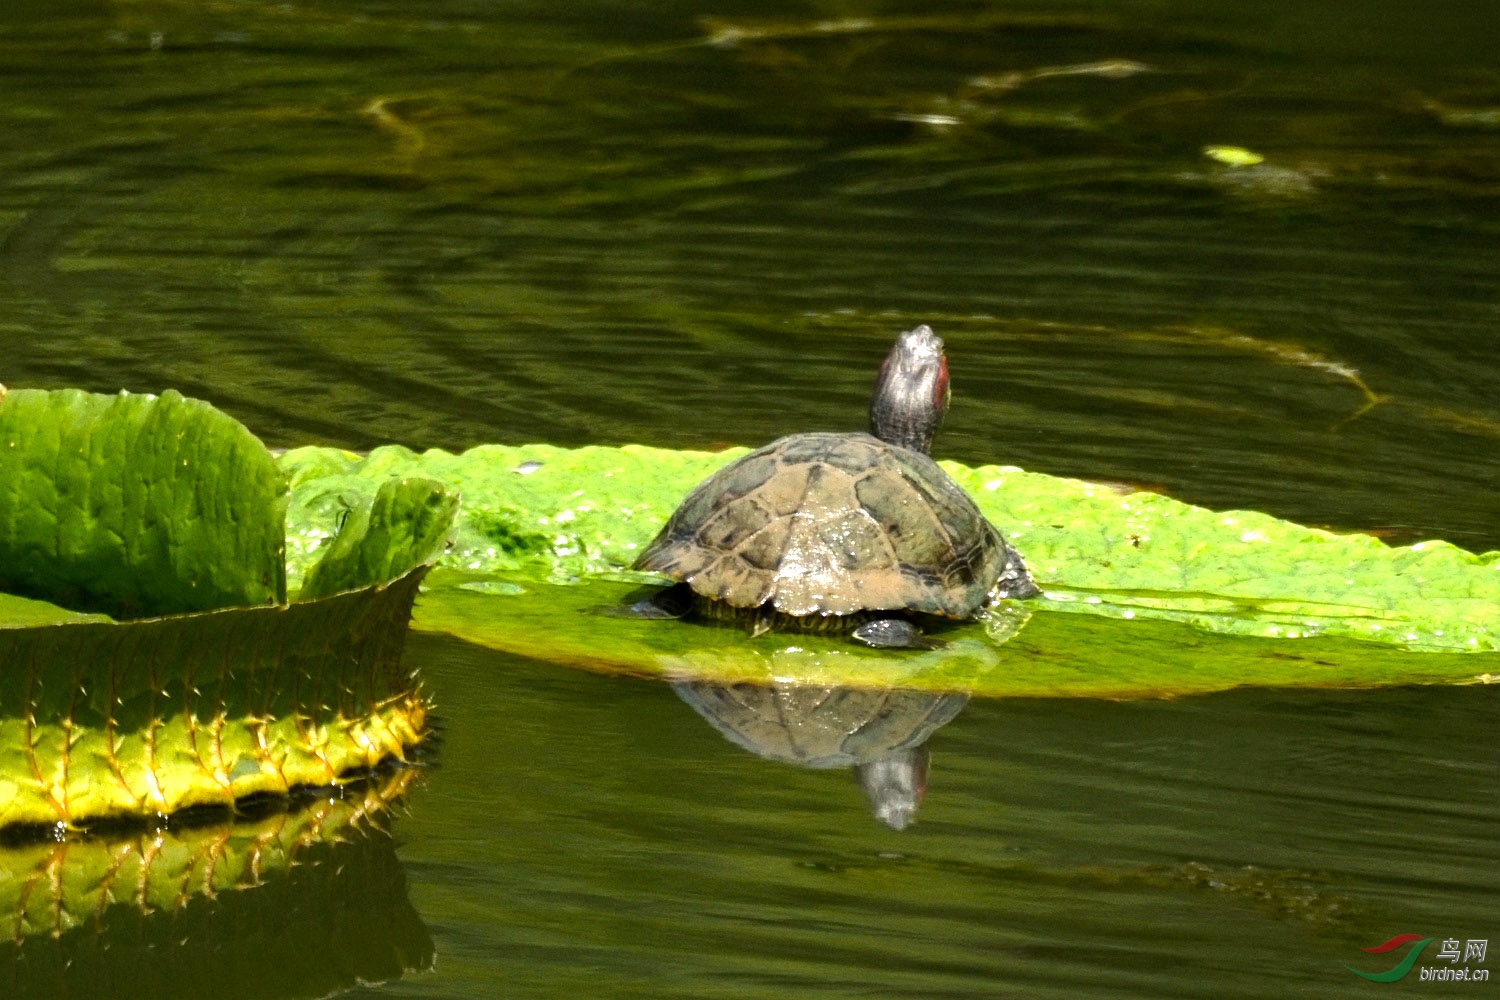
(1203, 145), (1265, 167)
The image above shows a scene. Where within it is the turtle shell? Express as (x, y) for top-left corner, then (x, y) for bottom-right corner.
(673, 680), (970, 768)
(635, 431), (1011, 618)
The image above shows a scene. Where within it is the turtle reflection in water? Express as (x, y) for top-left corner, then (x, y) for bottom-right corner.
(622, 325), (1037, 649)
(674, 680), (968, 830)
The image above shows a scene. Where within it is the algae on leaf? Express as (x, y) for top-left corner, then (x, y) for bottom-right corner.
(410, 571), (1496, 700)
(280, 441), (745, 582)
(0, 388), (287, 617)
(945, 463), (1500, 652)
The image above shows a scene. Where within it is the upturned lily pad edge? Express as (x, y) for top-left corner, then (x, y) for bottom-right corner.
(0, 389), (460, 831)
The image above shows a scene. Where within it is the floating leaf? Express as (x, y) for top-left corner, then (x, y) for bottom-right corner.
(0, 592), (107, 628)
(281, 442), (678, 580)
(280, 442), (1500, 655)
(412, 571), (1497, 699)
(1203, 144), (1265, 167)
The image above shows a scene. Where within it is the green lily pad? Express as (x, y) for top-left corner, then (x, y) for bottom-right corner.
(281, 441), (668, 581)
(413, 571), (1499, 699)
(279, 442), (1500, 655)
(0, 592), (109, 628)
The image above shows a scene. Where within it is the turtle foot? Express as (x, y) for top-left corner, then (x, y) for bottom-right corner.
(852, 618), (943, 650)
(600, 582), (693, 619)
(993, 549), (1040, 601)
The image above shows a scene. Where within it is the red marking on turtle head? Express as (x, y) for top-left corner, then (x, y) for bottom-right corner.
(933, 354), (950, 418)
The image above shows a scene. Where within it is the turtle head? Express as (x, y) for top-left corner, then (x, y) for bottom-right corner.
(869, 325), (949, 454)
(855, 746), (929, 830)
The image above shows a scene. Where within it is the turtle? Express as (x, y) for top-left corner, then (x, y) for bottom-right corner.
(673, 679), (970, 830)
(623, 324), (1037, 649)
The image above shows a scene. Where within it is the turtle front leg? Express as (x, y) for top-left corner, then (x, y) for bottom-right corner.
(851, 617), (942, 650)
(993, 544), (1040, 601)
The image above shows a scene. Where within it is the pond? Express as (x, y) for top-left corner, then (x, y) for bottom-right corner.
(2, 0), (1497, 997)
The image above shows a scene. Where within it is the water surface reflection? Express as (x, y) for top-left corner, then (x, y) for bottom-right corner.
(2, 770), (432, 1000)
(673, 680), (969, 830)
(390, 633), (1500, 999)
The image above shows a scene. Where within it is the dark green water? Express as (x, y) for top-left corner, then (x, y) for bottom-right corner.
(2, 1), (1497, 996)
(378, 637), (1500, 1000)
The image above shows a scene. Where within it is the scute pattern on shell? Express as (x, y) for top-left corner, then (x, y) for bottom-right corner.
(635, 432), (1009, 618)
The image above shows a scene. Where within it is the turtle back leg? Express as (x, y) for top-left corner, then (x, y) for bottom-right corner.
(610, 582), (695, 619)
(851, 617), (942, 650)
